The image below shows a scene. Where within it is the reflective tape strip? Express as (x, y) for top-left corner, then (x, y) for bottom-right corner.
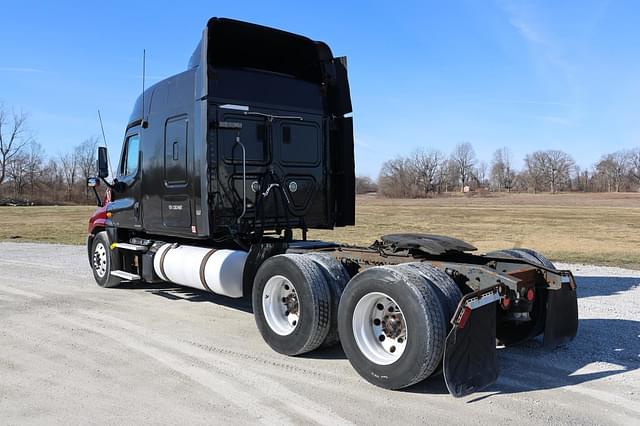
(466, 291), (500, 310)
(199, 249), (217, 293)
(158, 245), (171, 281)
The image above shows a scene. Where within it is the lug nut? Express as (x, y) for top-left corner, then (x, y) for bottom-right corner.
(376, 303), (384, 311)
(373, 318), (381, 326)
(379, 335), (385, 342)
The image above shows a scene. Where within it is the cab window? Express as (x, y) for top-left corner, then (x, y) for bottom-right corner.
(120, 134), (140, 176)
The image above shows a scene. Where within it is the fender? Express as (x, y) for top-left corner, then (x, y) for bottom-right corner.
(87, 202), (113, 261)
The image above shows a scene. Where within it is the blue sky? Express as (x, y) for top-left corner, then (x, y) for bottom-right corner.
(1, 0), (638, 177)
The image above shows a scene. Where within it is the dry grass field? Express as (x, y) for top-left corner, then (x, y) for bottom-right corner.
(1, 192), (639, 268)
(0, 205), (96, 245)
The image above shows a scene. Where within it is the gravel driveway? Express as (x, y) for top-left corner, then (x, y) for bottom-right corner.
(0, 243), (638, 425)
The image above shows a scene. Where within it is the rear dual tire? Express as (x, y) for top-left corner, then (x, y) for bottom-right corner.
(338, 264), (461, 389)
(489, 248), (555, 270)
(253, 256), (462, 390)
(305, 253), (350, 347)
(252, 254), (333, 356)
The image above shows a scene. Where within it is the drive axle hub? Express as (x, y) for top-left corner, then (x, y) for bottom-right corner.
(382, 315), (403, 338)
(352, 292), (408, 365)
(262, 275), (300, 336)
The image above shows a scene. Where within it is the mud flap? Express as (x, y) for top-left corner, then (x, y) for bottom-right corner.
(543, 279), (578, 347)
(443, 287), (500, 398)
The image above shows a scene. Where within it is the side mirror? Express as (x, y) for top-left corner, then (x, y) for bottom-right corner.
(87, 177), (103, 207)
(97, 146), (109, 178)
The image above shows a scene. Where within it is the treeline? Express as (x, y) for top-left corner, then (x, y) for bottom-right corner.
(0, 105), (99, 205)
(3, 103), (640, 204)
(371, 142), (640, 197)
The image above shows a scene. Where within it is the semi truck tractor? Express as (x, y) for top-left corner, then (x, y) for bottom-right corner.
(86, 17), (578, 397)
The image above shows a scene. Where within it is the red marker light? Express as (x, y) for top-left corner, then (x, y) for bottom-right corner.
(527, 288), (535, 301)
(458, 306), (472, 329)
(501, 296), (511, 309)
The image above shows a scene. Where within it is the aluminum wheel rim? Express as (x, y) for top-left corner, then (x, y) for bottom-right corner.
(93, 242), (108, 278)
(262, 275), (300, 336)
(352, 292), (408, 365)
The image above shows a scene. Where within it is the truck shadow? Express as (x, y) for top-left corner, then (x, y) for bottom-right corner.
(118, 275), (639, 398)
(116, 281), (254, 314)
(300, 344), (348, 360)
(576, 276), (640, 298)
(402, 372), (450, 394)
(402, 273), (640, 397)
(468, 317), (640, 402)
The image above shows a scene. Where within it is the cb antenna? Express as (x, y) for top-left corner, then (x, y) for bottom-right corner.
(141, 49), (148, 128)
(97, 109), (114, 178)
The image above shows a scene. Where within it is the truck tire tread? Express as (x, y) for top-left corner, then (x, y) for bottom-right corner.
(252, 254), (331, 356)
(91, 231), (122, 288)
(338, 265), (446, 389)
(306, 253), (351, 347)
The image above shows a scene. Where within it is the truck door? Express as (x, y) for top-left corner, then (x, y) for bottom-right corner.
(161, 115), (192, 230)
(111, 126), (143, 230)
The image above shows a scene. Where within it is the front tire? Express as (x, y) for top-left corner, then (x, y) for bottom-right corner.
(90, 231), (122, 288)
(338, 266), (446, 389)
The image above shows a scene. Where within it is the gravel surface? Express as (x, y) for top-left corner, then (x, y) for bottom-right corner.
(0, 243), (638, 425)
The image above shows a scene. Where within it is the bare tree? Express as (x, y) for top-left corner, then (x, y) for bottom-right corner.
(490, 147), (515, 192)
(475, 161), (488, 188)
(355, 176), (378, 194)
(411, 148), (443, 195)
(41, 158), (66, 202)
(437, 159), (459, 193)
(7, 151), (28, 196)
(512, 170), (530, 192)
(76, 137), (99, 201)
(2, 141), (44, 201)
(524, 150), (574, 193)
(628, 147), (640, 185)
(378, 157), (415, 198)
(546, 150), (575, 193)
(451, 142), (476, 192)
(60, 150), (80, 201)
(524, 152), (546, 193)
(596, 151), (628, 192)
(24, 142), (44, 199)
(571, 165), (591, 192)
(0, 104), (31, 187)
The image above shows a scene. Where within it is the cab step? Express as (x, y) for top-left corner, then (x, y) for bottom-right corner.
(113, 242), (148, 252)
(110, 270), (142, 281)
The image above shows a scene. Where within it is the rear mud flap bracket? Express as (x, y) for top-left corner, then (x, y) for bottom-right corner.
(443, 287), (500, 398)
(543, 278), (578, 347)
